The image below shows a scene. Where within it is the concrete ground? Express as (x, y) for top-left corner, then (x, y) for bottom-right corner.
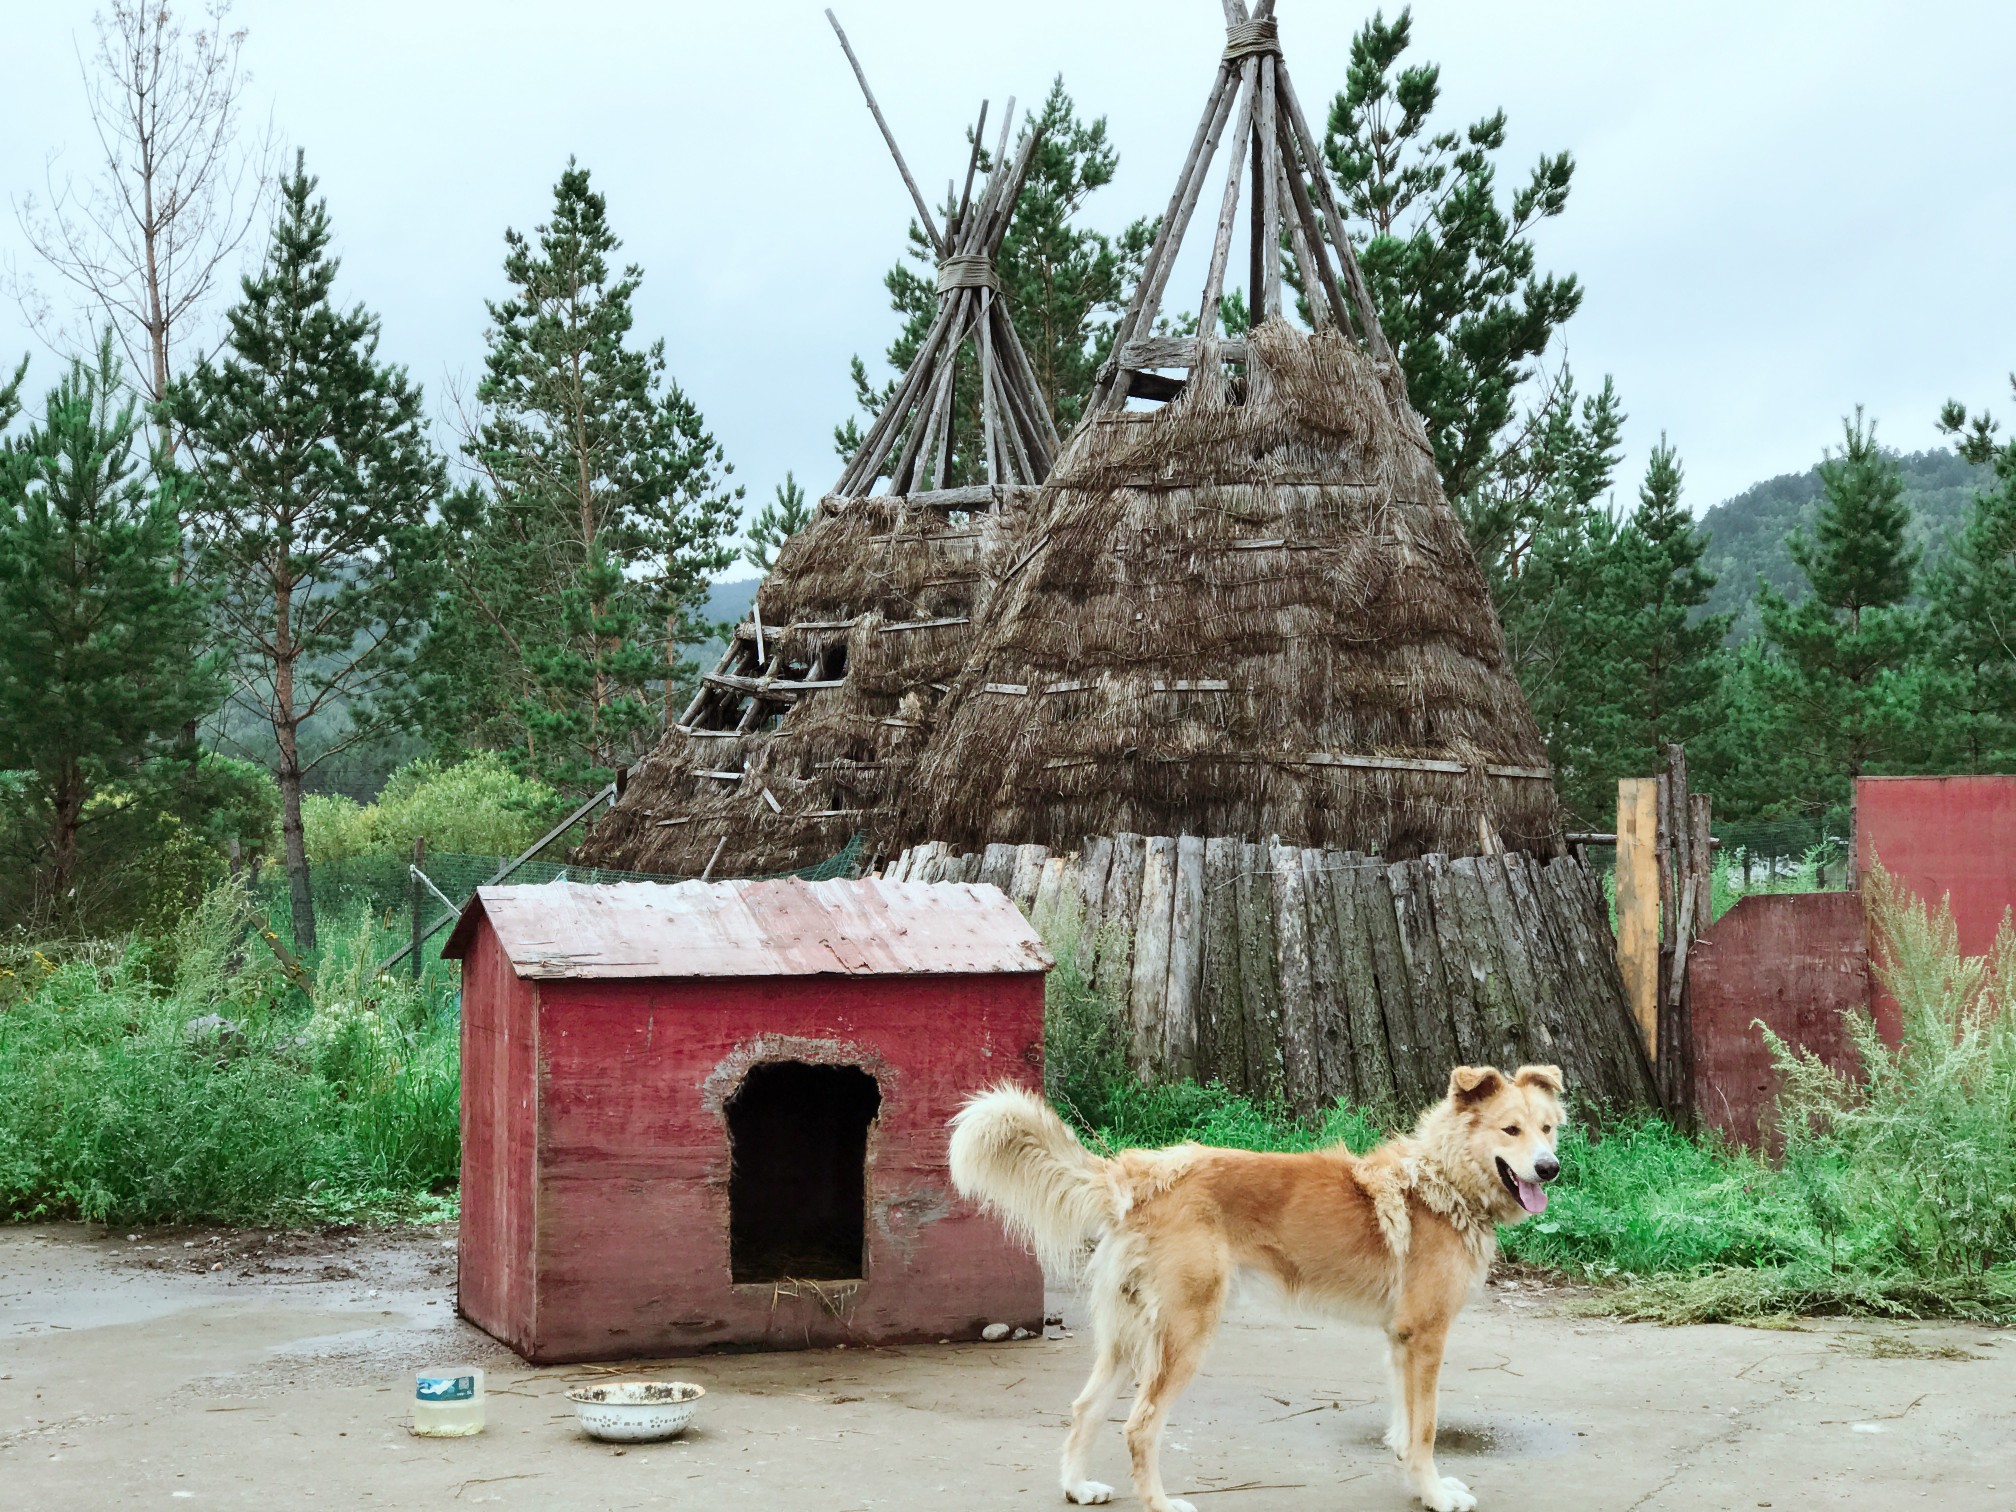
(3, 1225), (2012, 1511)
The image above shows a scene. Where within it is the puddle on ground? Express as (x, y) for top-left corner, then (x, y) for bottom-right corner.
(1355, 1413), (1579, 1460)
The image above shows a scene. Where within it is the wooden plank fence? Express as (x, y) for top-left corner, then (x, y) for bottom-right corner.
(884, 832), (1659, 1116)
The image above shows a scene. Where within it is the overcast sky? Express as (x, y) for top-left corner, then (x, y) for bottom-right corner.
(4, 1), (2011, 579)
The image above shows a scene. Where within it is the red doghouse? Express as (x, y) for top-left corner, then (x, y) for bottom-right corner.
(443, 877), (1050, 1363)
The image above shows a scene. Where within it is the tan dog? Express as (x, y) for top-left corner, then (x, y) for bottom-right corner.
(949, 1065), (1565, 1512)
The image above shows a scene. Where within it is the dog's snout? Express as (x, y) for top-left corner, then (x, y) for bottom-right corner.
(1535, 1153), (1561, 1183)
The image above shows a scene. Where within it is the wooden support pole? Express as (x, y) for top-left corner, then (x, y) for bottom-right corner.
(1615, 776), (1659, 1062)
(1277, 153), (1329, 328)
(825, 10), (946, 256)
(953, 99), (987, 239)
(1247, 88), (1265, 324)
(1201, 57), (1260, 338)
(1654, 743), (1696, 1122)
(977, 287), (999, 482)
(410, 836), (426, 982)
(699, 834), (729, 883)
(837, 295), (959, 492)
(1257, 53), (1282, 321)
(1272, 61), (1395, 367)
(1689, 791), (1714, 939)
(997, 305), (1061, 456)
(1094, 60), (1240, 409)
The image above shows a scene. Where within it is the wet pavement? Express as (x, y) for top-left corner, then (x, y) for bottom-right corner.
(3, 1224), (2013, 1510)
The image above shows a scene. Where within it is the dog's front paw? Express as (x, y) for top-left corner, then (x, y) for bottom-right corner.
(1418, 1474), (1476, 1512)
(1063, 1480), (1114, 1506)
(1163, 1500), (1198, 1512)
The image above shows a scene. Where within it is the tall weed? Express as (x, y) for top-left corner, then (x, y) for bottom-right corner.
(0, 883), (458, 1225)
(1509, 871), (2016, 1320)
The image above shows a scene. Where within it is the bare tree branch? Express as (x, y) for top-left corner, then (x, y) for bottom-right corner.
(7, 0), (274, 458)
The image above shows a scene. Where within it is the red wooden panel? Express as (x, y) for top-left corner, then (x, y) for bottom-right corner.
(1857, 775), (2016, 960)
(1689, 893), (1868, 1147)
(456, 921), (539, 1353)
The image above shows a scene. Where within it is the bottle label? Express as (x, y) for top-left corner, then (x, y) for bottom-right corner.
(417, 1373), (477, 1402)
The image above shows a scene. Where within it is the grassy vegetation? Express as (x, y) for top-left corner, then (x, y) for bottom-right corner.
(0, 885), (460, 1226)
(1044, 878), (2016, 1325)
(7, 863), (2011, 1330)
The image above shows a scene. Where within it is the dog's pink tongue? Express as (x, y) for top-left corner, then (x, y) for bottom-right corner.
(1516, 1177), (1548, 1214)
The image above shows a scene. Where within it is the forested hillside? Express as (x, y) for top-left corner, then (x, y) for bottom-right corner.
(1699, 448), (1988, 641)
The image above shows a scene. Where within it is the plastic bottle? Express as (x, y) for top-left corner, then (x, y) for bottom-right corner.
(412, 1366), (486, 1436)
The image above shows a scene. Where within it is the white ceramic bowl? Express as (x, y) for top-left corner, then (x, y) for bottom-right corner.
(565, 1381), (705, 1442)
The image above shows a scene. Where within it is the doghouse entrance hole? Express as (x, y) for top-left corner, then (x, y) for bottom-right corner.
(727, 1061), (882, 1283)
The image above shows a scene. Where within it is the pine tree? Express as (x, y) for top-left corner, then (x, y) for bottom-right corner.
(0, 337), (221, 922)
(1322, 7), (1582, 519)
(1528, 438), (1731, 821)
(1926, 387), (2016, 770)
(436, 162), (741, 791)
(1753, 410), (1925, 823)
(837, 79), (1153, 481)
(170, 154), (442, 951)
(742, 472), (813, 574)
(1491, 374), (1627, 820)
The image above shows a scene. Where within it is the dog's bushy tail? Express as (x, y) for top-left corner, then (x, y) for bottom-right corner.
(949, 1083), (1116, 1278)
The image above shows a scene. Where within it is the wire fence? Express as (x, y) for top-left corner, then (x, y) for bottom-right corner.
(248, 831), (868, 980)
(1579, 809), (1854, 895)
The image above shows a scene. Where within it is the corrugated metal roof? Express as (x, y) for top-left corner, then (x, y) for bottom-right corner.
(440, 877), (1054, 980)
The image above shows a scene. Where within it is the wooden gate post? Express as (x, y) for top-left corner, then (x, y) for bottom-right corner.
(1616, 777), (1660, 1062)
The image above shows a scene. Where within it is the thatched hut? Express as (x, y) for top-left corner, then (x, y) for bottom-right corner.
(581, 3), (1652, 1112)
(907, 321), (1562, 860)
(580, 48), (1058, 879)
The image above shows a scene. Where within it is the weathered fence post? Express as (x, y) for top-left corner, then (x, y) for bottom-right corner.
(1653, 746), (1707, 1127)
(1616, 777), (1660, 1061)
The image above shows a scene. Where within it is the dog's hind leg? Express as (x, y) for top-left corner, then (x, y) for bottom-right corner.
(1060, 1342), (1126, 1505)
(1122, 1260), (1226, 1512)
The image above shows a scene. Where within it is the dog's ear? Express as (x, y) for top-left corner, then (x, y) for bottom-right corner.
(1514, 1065), (1565, 1097)
(1448, 1066), (1504, 1106)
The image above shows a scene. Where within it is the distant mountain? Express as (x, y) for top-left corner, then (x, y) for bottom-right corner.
(682, 576), (761, 671)
(705, 576), (759, 628)
(1697, 447), (1990, 642)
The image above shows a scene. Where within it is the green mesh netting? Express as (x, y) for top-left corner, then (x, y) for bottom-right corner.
(256, 832), (867, 969)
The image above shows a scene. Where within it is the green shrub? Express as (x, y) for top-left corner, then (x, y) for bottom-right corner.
(303, 753), (562, 863)
(302, 792), (375, 863)
(0, 883), (458, 1225)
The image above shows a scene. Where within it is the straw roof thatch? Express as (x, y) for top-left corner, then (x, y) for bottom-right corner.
(579, 491), (1024, 877)
(903, 321), (1563, 860)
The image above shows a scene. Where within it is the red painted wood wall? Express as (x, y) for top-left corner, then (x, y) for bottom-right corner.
(1857, 775), (2016, 959)
(457, 915), (1046, 1363)
(1690, 776), (2016, 1145)
(1688, 893), (1870, 1146)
